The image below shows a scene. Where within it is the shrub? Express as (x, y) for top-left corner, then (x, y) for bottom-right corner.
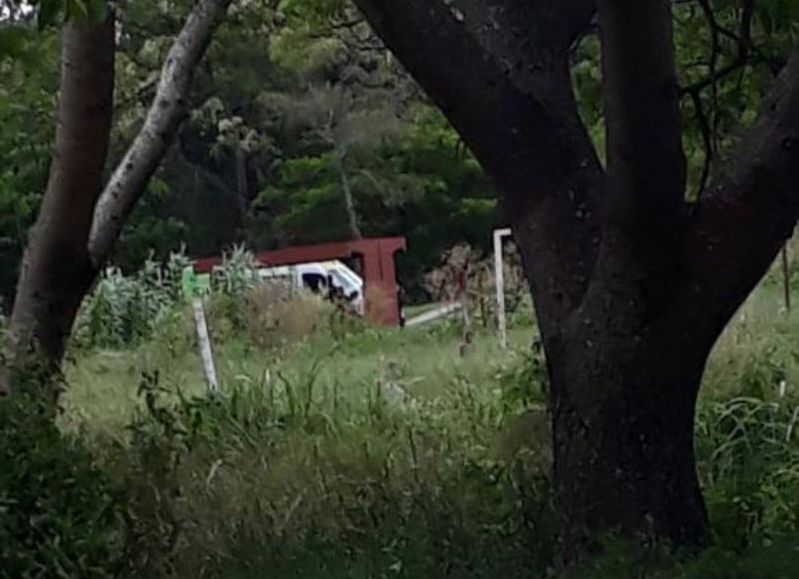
(73, 266), (165, 349)
(698, 396), (799, 548)
(0, 392), (127, 578)
(112, 372), (195, 577)
(72, 244), (332, 353)
(46, 266), (799, 577)
(241, 284), (327, 349)
(73, 250), (188, 350)
(211, 244), (259, 297)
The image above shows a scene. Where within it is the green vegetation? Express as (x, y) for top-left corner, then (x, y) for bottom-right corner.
(3, 0), (799, 576)
(0, 0), (497, 308)
(2, 251), (797, 577)
(5, 0), (790, 309)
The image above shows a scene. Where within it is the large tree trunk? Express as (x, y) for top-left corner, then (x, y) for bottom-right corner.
(543, 0), (711, 543)
(1, 16), (115, 394)
(551, 365), (708, 546)
(547, 312), (713, 545)
(354, 0), (799, 545)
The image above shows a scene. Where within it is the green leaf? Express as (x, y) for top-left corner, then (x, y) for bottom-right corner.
(87, 0), (108, 22)
(37, 0), (65, 30)
(0, 27), (29, 59)
(65, 0), (89, 20)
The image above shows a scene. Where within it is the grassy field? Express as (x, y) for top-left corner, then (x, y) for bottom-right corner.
(4, 267), (799, 578)
(62, 309), (535, 438)
(62, 277), (799, 439)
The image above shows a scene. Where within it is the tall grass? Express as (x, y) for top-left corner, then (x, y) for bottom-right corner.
(59, 325), (799, 577)
(3, 266), (799, 577)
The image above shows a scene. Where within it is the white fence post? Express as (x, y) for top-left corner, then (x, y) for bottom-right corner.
(493, 228), (512, 350)
(192, 297), (219, 395)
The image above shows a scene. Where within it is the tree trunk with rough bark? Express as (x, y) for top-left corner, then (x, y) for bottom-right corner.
(1, 16), (115, 395)
(548, 301), (714, 545)
(354, 0), (799, 545)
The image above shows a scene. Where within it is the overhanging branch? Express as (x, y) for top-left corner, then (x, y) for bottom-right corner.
(679, 0), (755, 96)
(685, 49), (799, 330)
(689, 90), (714, 197)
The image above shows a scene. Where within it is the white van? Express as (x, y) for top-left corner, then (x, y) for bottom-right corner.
(257, 260), (364, 315)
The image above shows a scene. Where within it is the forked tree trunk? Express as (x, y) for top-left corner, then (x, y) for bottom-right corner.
(545, 0), (712, 543)
(354, 0), (799, 546)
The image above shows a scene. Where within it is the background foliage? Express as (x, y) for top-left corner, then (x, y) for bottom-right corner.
(3, 0), (797, 310)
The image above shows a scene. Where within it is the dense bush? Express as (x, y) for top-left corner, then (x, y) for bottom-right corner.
(109, 355), (799, 577)
(60, 333), (799, 576)
(72, 245), (334, 353)
(73, 251), (190, 350)
(7, 338), (799, 577)
(0, 391), (128, 578)
(243, 284), (328, 348)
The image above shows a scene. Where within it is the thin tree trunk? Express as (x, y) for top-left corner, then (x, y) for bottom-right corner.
(1, 16), (115, 395)
(338, 151), (362, 240)
(234, 144), (249, 219)
(88, 0), (233, 268)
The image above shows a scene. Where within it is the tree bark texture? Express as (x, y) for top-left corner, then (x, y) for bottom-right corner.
(2, 16), (115, 394)
(354, 0), (799, 545)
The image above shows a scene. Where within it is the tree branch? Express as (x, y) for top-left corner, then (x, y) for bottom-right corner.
(87, 0), (232, 268)
(679, 0), (755, 96)
(680, 58), (750, 96)
(685, 49), (799, 333)
(689, 90), (714, 197)
(353, 0), (604, 333)
(678, 0), (757, 198)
